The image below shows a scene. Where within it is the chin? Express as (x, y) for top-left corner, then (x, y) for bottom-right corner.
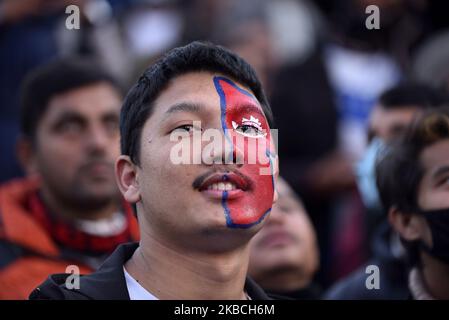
(198, 220), (259, 241)
(72, 192), (117, 209)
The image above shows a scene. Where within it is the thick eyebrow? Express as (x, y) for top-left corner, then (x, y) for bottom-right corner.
(431, 165), (449, 180)
(52, 109), (119, 124)
(162, 102), (205, 121)
(101, 111), (120, 121)
(51, 110), (86, 124)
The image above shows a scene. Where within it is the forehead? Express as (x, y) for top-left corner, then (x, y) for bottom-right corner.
(45, 83), (121, 119)
(420, 139), (449, 175)
(151, 72), (262, 118)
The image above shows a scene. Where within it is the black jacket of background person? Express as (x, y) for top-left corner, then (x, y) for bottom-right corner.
(29, 242), (272, 300)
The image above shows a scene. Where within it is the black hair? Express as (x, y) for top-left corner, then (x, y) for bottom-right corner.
(120, 41), (273, 165)
(376, 107), (449, 265)
(20, 58), (122, 140)
(378, 82), (448, 110)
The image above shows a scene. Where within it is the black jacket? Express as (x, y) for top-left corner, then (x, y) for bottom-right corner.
(29, 242), (271, 300)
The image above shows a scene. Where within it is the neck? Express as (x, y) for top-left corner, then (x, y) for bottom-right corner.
(420, 251), (449, 299)
(40, 185), (118, 222)
(125, 231), (250, 300)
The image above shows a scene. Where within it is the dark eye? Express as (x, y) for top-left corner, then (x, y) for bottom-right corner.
(58, 121), (83, 135)
(171, 124), (204, 135)
(236, 124), (266, 138)
(437, 177), (449, 187)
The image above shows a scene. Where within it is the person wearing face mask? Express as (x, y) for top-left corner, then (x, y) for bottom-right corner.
(358, 84), (448, 241)
(377, 108), (449, 299)
(325, 83), (448, 299)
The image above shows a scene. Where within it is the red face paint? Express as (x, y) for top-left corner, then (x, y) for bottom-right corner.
(213, 76), (275, 228)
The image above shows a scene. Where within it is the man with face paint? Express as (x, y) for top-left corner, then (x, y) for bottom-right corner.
(376, 107), (449, 299)
(30, 41), (279, 300)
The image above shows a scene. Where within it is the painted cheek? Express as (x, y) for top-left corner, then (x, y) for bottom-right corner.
(214, 77), (274, 228)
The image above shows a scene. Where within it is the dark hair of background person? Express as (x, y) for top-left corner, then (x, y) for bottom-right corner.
(379, 82), (449, 110)
(376, 107), (449, 265)
(20, 58), (123, 142)
(119, 41), (274, 166)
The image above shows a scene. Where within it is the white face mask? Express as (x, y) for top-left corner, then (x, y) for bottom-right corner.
(355, 138), (388, 213)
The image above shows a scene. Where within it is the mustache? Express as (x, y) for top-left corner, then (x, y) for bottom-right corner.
(192, 168), (252, 190)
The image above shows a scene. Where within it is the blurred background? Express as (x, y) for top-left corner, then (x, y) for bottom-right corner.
(1, 0), (449, 292)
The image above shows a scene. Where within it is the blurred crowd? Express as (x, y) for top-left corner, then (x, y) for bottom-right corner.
(1, 0), (449, 299)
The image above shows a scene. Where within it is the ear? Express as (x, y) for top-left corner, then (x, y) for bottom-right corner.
(388, 206), (422, 241)
(115, 155), (141, 204)
(16, 136), (38, 175)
